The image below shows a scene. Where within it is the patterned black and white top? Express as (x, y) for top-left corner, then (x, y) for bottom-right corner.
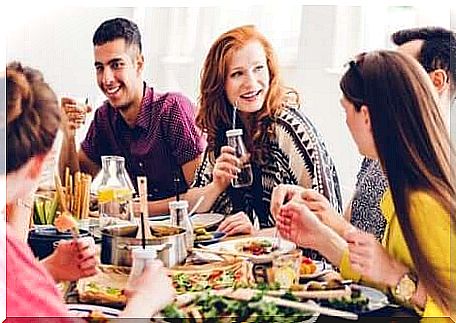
(193, 106), (343, 229)
(350, 157), (388, 241)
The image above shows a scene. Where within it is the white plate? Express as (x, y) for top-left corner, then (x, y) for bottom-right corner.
(149, 213), (225, 230)
(356, 285), (389, 312)
(205, 236), (296, 263)
(300, 260), (332, 280)
(191, 213), (225, 229)
(67, 304), (121, 318)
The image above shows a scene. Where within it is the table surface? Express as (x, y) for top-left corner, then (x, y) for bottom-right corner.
(68, 227), (418, 321)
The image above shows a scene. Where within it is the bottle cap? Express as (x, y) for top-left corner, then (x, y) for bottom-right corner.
(169, 200), (189, 210)
(226, 129), (243, 137)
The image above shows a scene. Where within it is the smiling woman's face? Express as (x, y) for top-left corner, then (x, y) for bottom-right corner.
(224, 40), (270, 113)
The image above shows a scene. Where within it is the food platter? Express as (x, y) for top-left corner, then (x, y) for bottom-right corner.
(194, 231), (227, 246)
(159, 290), (319, 323)
(76, 265), (129, 308)
(356, 285), (389, 313)
(205, 236), (296, 263)
(299, 259), (331, 280)
(66, 303), (121, 318)
(318, 284), (389, 315)
(170, 258), (246, 293)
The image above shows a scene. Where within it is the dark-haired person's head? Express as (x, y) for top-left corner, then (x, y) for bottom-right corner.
(391, 27), (456, 103)
(339, 50), (455, 314)
(92, 17), (144, 112)
(6, 62), (61, 202)
(93, 17), (142, 52)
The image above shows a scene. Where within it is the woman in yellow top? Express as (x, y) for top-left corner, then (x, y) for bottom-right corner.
(271, 51), (455, 318)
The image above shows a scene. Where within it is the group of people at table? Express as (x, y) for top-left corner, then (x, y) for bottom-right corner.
(2, 16), (455, 320)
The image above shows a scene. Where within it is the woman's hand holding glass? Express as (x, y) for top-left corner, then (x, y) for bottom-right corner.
(61, 97), (92, 133)
(212, 146), (241, 191)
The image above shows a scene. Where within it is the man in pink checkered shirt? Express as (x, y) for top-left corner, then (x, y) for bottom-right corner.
(60, 18), (205, 212)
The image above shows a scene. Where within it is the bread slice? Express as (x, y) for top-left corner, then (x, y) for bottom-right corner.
(77, 265), (129, 307)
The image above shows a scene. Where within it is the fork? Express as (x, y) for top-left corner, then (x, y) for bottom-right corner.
(271, 227), (281, 251)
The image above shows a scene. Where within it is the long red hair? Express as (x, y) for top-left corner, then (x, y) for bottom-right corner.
(196, 25), (287, 163)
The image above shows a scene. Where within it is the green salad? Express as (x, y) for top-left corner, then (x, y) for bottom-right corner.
(162, 291), (313, 323)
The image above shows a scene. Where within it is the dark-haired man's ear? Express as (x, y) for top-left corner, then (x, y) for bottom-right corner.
(429, 69), (448, 94)
(136, 53), (144, 74)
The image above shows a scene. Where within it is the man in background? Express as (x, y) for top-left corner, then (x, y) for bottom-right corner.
(59, 18), (205, 213)
(348, 26), (456, 239)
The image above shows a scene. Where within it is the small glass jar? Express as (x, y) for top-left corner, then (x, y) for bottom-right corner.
(126, 247), (157, 290)
(272, 249), (302, 289)
(226, 129), (253, 188)
(169, 200), (194, 249)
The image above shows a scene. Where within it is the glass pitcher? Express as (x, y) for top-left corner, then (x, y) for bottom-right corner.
(96, 155), (135, 228)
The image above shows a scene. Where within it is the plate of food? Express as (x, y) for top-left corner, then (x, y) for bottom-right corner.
(76, 265), (129, 308)
(66, 303), (121, 319)
(299, 257), (331, 280)
(159, 290), (319, 323)
(318, 284), (389, 314)
(194, 227), (226, 246)
(205, 237), (296, 263)
(170, 258), (246, 294)
(190, 213), (225, 229)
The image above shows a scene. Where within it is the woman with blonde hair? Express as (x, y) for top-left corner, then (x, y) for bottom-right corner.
(273, 50), (455, 317)
(185, 25), (341, 239)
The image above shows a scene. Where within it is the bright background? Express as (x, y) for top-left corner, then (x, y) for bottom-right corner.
(4, 4), (455, 205)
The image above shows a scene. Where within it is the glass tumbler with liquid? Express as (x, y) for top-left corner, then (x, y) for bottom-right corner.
(96, 155), (135, 228)
(226, 129), (253, 188)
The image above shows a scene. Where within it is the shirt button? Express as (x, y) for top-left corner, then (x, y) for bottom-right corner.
(139, 162), (144, 168)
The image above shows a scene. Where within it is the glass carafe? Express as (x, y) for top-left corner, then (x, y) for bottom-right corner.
(96, 155), (134, 228)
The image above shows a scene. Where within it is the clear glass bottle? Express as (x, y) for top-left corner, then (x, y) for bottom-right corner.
(96, 155), (135, 228)
(169, 200), (194, 249)
(226, 129), (253, 188)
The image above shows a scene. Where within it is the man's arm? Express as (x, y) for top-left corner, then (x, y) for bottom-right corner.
(181, 155), (202, 186)
(59, 130), (100, 179)
(58, 126), (80, 180)
(78, 149), (101, 178)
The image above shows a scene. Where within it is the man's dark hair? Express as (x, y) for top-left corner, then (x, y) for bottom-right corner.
(392, 27), (456, 85)
(93, 17), (142, 52)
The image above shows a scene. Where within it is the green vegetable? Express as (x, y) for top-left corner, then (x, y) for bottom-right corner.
(106, 287), (121, 295)
(162, 304), (186, 319)
(33, 195), (59, 225)
(34, 200), (46, 225)
(164, 292), (313, 323)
